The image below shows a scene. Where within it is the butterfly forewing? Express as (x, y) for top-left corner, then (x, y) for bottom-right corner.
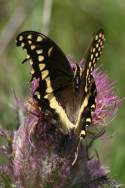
(77, 29), (105, 137)
(16, 31), (74, 97)
(16, 31), (77, 132)
(86, 29), (104, 72)
(84, 29), (105, 89)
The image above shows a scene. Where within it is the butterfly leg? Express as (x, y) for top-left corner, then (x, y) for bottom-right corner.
(72, 136), (82, 166)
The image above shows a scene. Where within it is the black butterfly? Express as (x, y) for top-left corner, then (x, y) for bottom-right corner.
(16, 29), (105, 138)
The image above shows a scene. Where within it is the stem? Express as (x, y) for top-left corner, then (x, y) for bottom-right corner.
(41, 0), (53, 35)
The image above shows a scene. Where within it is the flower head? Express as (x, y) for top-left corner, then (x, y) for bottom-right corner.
(92, 67), (122, 126)
(0, 56), (122, 188)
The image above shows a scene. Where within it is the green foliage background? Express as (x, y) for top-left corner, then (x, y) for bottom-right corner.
(0, 0), (125, 185)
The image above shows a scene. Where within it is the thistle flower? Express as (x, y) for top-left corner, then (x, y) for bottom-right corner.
(92, 67), (121, 126)
(0, 57), (122, 188)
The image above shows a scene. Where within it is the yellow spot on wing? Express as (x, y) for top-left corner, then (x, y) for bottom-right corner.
(96, 43), (99, 48)
(46, 87), (53, 93)
(42, 70), (49, 79)
(102, 34), (105, 40)
(48, 47), (53, 56)
(37, 36), (43, 42)
(89, 62), (92, 68)
(19, 35), (23, 41)
(27, 34), (32, 39)
(45, 77), (53, 93)
(90, 54), (93, 60)
(36, 49), (43, 54)
(21, 42), (25, 47)
(98, 47), (101, 51)
(44, 94), (49, 99)
(86, 69), (90, 78)
(99, 33), (102, 38)
(90, 67), (93, 72)
(80, 130), (86, 136)
(31, 45), (36, 50)
(93, 58), (96, 63)
(45, 77), (51, 86)
(38, 55), (44, 62)
(28, 40), (32, 44)
(86, 118), (91, 123)
(39, 63), (45, 70)
(95, 35), (98, 40)
(29, 60), (33, 65)
(26, 54), (30, 59)
(31, 69), (35, 74)
(100, 41), (103, 46)
(98, 39), (101, 43)
(95, 52), (98, 57)
(44, 93), (53, 100)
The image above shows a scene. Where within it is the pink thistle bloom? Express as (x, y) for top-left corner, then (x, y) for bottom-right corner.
(0, 57), (122, 188)
(78, 57), (122, 127)
(92, 67), (122, 126)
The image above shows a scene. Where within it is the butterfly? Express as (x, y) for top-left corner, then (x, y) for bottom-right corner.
(16, 29), (105, 139)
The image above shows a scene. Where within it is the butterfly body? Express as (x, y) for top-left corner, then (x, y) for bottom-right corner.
(16, 29), (105, 137)
(55, 73), (83, 125)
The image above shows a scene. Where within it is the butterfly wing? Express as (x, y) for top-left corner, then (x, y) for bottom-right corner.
(16, 31), (74, 100)
(16, 29), (105, 136)
(16, 31), (76, 132)
(84, 29), (104, 87)
(77, 29), (105, 136)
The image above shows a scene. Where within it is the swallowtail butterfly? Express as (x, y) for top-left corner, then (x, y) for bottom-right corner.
(16, 29), (105, 139)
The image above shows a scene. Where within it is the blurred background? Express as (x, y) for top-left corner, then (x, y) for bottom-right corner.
(0, 0), (125, 185)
